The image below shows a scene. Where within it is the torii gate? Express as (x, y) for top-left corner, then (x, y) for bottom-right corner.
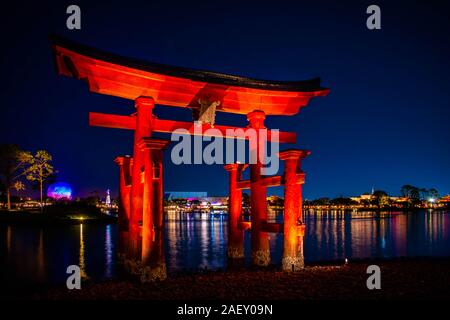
(51, 36), (329, 281)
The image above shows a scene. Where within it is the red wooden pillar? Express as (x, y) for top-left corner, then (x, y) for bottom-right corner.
(114, 156), (132, 259)
(224, 163), (245, 261)
(247, 110), (270, 267)
(151, 145), (166, 277)
(114, 156), (132, 231)
(138, 137), (170, 281)
(279, 149), (310, 271)
(129, 96), (154, 260)
(151, 147), (164, 245)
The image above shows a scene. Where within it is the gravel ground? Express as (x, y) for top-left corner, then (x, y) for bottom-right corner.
(32, 258), (450, 300)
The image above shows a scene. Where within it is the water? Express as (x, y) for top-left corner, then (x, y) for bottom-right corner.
(1, 210), (449, 290)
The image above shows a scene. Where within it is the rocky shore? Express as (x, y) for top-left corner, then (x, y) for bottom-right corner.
(34, 258), (450, 300)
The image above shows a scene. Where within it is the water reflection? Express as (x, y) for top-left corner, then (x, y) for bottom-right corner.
(165, 216), (228, 271)
(303, 211), (450, 261)
(79, 224), (87, 278)
(37, 229), (45, 282)
(1, 210), (449, 287)
(6, 225), (11, 252)
(0, 223), (118, 291)
(105, 224), (113, 278)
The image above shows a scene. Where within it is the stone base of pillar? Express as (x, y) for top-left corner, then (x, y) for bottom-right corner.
(251, 249), (270, 267)
(282, 256), (305, 271)
(228, 246), (245, 270)
(228, 246), (244, 260)
(140, 263), (167, 282)
(118, 254), (167, 282)
(119, 255), (143, 276)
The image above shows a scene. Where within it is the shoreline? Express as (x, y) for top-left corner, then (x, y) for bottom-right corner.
(2, 208), (448, 225)
(0, 210), (117, 224)
(28, 257), (450, 300)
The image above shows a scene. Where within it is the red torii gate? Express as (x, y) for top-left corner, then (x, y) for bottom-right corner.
(51, 36), (329, 281)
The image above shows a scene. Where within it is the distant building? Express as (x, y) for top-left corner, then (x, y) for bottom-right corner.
(202, 196), (228, 206)
(164, 191), (207, 200)
(47, 182), (72, 200)
(438, 195), (450, 205)
(106, 189), (111, 207)
(350, 193), (372, 203)
(267, 195), (284, 206)
(349, 192), (412, 209)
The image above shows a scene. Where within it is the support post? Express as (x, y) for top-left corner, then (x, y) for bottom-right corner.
(279, 149), (310, 271)
(129, 96), (154, 261)
(150, 144), (167, 280)
(247, 110), (270, 267)
(224, 163), (246, 264)
(114, 156), (133, 260)
(138, 137), (170, 282)
(114, 156), (132, 231)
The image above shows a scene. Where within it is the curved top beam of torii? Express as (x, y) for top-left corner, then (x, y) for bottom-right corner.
(50, 35), (329, 116)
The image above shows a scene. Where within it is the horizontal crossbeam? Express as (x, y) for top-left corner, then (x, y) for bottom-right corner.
(236, 173), (305, 190)
(89, 112), (296, 143)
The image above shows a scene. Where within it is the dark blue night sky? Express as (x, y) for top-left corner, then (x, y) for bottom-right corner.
(1, 0), (449, 199)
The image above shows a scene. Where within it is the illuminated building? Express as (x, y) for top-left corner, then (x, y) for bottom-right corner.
(106, 189), (111, 207)
(164, 191), (207, 200)
(47, 182), (72, 200)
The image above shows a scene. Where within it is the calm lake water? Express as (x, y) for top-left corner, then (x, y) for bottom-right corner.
(1, 210), (450, 290)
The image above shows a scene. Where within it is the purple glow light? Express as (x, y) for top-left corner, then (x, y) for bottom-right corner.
(47, 182), (72, 200)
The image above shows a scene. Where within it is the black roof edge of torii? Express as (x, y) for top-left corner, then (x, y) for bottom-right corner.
(49, 34), (329, 93)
